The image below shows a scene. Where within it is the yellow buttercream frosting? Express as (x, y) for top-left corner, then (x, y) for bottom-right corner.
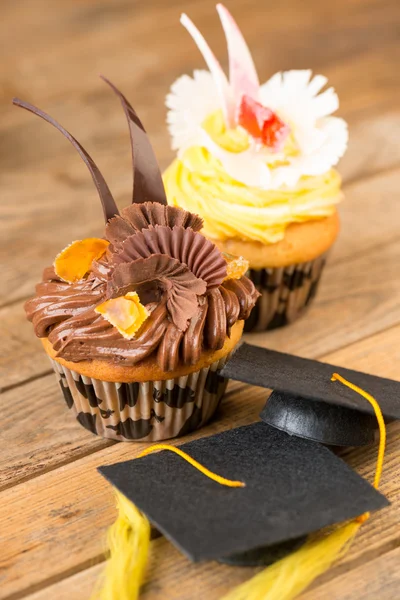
(202, 109), (299, 160)
(163, 146), (343, 245)
(202, 110), (250, 153)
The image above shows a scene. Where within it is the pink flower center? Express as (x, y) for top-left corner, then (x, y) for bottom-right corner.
(237, 95), (290, 151)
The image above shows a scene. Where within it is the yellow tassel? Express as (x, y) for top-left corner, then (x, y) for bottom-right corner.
(91, 444), (245, 599)
(221, 372), (387, 600)
(91, 490), (150, 600)
(220, 521), (362, 600)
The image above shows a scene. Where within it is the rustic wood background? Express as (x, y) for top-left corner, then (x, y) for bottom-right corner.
(1, 0), (400, 598)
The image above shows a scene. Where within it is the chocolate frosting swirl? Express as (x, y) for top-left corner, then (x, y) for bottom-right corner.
(16, 82), (258, 369)
(26, 205), (259, 371)
(111, 225), (227, 289)
(106, 203), (203, 245)
(110, 254), (207, 331)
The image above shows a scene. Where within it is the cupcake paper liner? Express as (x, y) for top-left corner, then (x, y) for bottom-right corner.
(244, 253), (327, 332)
(50, 354), (231, 442)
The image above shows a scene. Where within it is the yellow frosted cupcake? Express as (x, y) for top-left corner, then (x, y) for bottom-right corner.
(164, 4), (348, 331)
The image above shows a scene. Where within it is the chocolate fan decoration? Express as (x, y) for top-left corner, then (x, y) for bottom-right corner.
(100, 76), (168, 206)
(12, 98), (119, 223)
(110, 254), (207, 331)
(105, 202), (203, 246)
(110, 225), (228, 289)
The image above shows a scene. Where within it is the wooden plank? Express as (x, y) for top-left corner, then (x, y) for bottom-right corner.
(331, 168), (400, 264)
(300, 546), (400, 600)
(14, 563), (102, 600)
(1, 0), (398, 132)
(1, 3), (400, 308)
(1, 323), (399, 599)
(3, 50), (399, 181)
(0, 373), (112, 491)
(2, 104), (400, 308)
(0, 373), (242, 490)
(2, 233), (400, 486)
(0, 385), (267, 599)
(20, 545), (400, 600)
(1, 2), (400, 599)
(255, 236), (400, 359)
(8, 418), (400, 600)
(2, 64), (400, 183)
(0, 304), (51, 392)
(3, 228), (400, 392)
(339, 111), (400, 185)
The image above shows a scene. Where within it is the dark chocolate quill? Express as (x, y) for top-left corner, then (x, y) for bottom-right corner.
(100, 76), (168, 206)
(12, 98), (119, 222)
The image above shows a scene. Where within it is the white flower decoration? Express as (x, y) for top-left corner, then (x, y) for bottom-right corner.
(166, 4), (348, 190)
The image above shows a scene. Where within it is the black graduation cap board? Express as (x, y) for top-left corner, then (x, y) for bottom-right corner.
(221, 344), (400, 447)
(99, 423), (388, 566)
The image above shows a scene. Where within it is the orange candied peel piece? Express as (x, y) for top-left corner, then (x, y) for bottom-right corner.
(223, 252), (249, 280)
(54, 238), (109, 283)
(95, 292), (150, 340)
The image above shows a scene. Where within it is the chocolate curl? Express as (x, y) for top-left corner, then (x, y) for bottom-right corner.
(216, 4), (260, 107)
(180, 13), (235, 127)
(100, 76), (167, 206)
(12, 98), (119, 223)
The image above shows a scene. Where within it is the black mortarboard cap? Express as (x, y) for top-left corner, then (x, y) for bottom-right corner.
(220, 344), (400, 446)
(221, 344), (400, 419)
(98, 423), (388, 564)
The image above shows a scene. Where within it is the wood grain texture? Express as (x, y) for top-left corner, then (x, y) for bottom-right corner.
(0, 373), (113, 491)
(6, 230), (399, 392)
(1, 0), (400, 307)
(12, 563), (102, 600)
(0, 303), (51, 392)
(0, 373), (241, 490)
(260, 236), (400, 358)
(1, 324), (400, 600)
(301, 546), (400, 600)
(1, 0), (400, 598)
(2, 164), (400, 392)
(2, 239), (400, 487)
(1, 109), (400, 309)
(20, 545), (400, 600)
(0, 385), (267, 599)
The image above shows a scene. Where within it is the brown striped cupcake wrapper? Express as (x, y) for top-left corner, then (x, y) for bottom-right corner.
(244, 253), (327, 332)
(50, 354), (231, 442)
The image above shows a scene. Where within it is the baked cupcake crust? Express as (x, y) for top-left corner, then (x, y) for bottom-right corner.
(212, 212), (340, 269)
(42, 320), (244, 383)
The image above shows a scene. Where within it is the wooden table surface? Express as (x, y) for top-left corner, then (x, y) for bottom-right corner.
(1, 0), (400, 598)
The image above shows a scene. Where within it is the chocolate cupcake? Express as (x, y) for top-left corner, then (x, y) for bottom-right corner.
(16, 79), (258, 442)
